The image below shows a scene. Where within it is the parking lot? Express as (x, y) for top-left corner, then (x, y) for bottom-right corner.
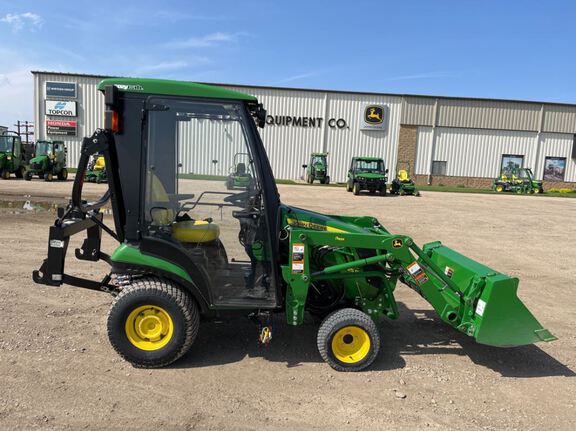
(0, 179), (575, 430)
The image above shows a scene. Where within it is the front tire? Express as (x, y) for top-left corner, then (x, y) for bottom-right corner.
(15, 166), (25, 179)
(1, 169), (9, 180)
(58, 168), (68, 181)
(352, 182), (360, 195)
(44, 172), (53, 182)
(317, 308), (380, 372)
(24, 171), (32, 181)
(107, 277), (199, 368)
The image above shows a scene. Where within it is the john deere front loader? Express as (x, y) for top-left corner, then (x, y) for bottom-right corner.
(33, 78), (555, 372)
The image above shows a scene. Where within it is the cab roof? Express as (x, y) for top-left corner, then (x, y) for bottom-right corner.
(97, 78), (257, 102)
(353, 156), (383, 162)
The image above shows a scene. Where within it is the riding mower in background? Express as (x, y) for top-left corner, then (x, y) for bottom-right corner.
(32, 78), (555, 372)
(303, 153), (330, 184)
(25, 140), (68, 181)
(226, 152), (253, 189)
(390, 161), (420, 196)
(492, 168), (543, 194)
(0, 130), (26, 179)
(85, 154), (108, 183)
(346, 156), (388, 195)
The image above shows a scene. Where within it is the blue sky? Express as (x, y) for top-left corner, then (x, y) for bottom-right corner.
(1, 0), (575, 127)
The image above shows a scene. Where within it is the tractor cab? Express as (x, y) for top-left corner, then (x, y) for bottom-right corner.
(26, 140), (68, 181)
(303, 153), (329, 184)
(0, 131), (25, 179)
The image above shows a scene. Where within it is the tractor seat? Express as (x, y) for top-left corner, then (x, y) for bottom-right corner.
(94, 156), (105, 171)
(236, 162), (248, 176)
(172, 220), (220, 243)
(398, 170), (409, 182)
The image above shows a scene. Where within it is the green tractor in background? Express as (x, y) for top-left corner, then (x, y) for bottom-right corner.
(85, 154), (108, 183)
(25, 140), (68, 182)
(0, 131), (26, 179)
(225, 152), (253, 190)
(390, 161), (420, 196)
(346, 156), (388, 195)
(303, 153), (330, 184)
(492, 168), (543, 194)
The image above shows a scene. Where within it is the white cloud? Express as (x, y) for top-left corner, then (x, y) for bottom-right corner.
(136, 60), (190, 74)
(0, 68), (35, 128)
(1, 12), (43, 32)
(276, 71), (321, 84)
(165, 32), (238, 49)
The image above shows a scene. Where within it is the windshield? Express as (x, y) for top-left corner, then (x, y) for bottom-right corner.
(36, 141), (53, 156)
(0, 136), (13, 152)
(355, 160), (384, 173)
(311, 156), (325, 166)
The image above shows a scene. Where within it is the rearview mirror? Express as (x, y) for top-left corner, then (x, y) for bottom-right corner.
(302, 164), (307, 169)
(212, 160), (218, 164)
(385, 169), (389, 173)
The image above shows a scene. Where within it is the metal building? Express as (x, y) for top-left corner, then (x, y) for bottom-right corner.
(33, 71), (576, 188)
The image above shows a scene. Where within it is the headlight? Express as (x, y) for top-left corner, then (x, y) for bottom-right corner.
(7, 156), (11, 160)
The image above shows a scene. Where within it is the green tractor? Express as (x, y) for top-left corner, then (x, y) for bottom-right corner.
(33, 78), (555, 372)
(225, 152), (253, 190)
(492, 168), (543, 194)
(0, 131), (26, 179)
(346, 156), (388, 195)
(85, 154), (108, 183)
(25, 140), (68, 182)
(390, 161), (420, 196)
(303, 153), (330, 184)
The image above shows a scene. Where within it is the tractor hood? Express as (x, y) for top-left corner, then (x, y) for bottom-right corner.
(30, 154), (48, 165)
(282, 205), (376, 234)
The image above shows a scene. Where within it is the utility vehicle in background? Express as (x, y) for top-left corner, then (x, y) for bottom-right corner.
(346, 156), (388, 195)
(25, 140), (68, 181)
(303, 153), (330, 184)
(0, 130), (26, 179)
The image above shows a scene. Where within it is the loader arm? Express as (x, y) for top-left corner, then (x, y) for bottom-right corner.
(281, 226), (556, 348)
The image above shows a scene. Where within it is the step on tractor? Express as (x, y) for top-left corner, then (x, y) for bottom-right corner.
(33, 78), (556, 372)
(303, 153), (330, 184)
(390, 161), (420, 196)
(346, 157), (388, 196)
(85, 154), (108, 183)
(0, 131), (26, 179)
(225, 152), (253, 190)
(492, 168), (543, 194)
(25, 140), (68, 181)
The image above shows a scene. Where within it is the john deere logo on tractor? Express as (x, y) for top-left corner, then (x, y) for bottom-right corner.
(364, 106), (383, 124)
(392, 239), (403, 248)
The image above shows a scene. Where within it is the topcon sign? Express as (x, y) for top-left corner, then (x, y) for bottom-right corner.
(45, 100), (77, 117)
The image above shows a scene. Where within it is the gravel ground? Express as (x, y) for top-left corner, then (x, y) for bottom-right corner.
(0, 178), (575, 430)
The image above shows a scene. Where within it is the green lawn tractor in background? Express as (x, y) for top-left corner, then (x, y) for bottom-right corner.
(390, 161), (420, 196)
(0, 131), (26, 179)
(303, 153), (330, 184)
(25, 140), (68, 182)
(33, 78), (555, 372)
(85, 154), (108, 183)
(226, 152), (253, 189)
(346, 156), (388, 195)
(492, 168), (543, 194)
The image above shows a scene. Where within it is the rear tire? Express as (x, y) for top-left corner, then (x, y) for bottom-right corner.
(15, 166), (25, 179)
(352, 182), (360, 195)
(317, 308), (380, 372)
(58, 168), (68, 181)
(1, 169), (9, 180)
(346, 180), (352, 192)
(24, 171), (32, 181)
(325, 176), (330, 185)
(107, 277), (199, 368)
(44, 172), (53, 182)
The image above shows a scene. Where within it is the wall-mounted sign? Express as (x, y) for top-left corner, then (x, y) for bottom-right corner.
(46, 120), (77, 136)
(45, 100), (77, 117)
(360, 104), (387, 130)
(265, 115), (348, 129)
(45, 82), (77, 98)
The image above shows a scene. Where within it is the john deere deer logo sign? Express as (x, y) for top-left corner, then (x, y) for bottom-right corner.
(361, 104), (387, 130)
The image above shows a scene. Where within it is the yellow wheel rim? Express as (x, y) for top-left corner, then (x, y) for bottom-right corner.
(331, 326), (371, 364)
(534, 188), (540, 194)
(125, 305), (174, 351)
(495, 185), (503, 192)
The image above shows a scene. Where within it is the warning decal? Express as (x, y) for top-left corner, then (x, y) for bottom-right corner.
(292, 243), (305, 273)
(407, 261), (429, 285)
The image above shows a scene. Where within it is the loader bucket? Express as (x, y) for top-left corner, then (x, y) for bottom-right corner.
(422, 244), (556, 347)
